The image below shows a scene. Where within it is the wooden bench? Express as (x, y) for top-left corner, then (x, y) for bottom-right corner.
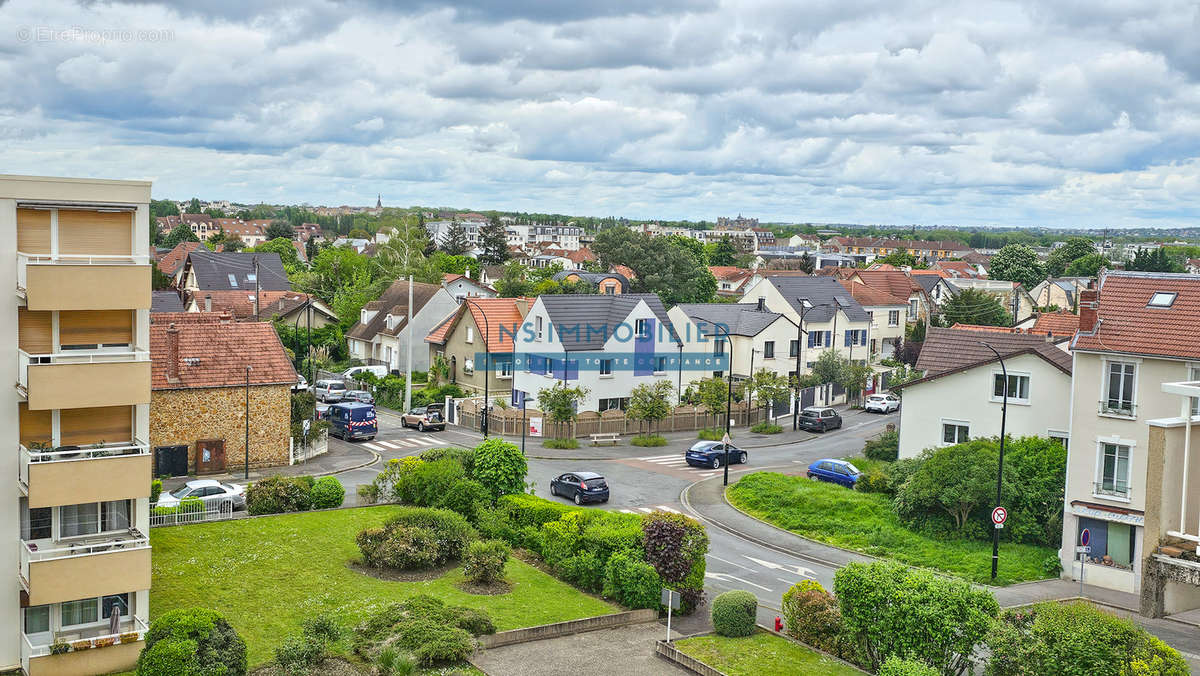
(589, 432), (620, 446)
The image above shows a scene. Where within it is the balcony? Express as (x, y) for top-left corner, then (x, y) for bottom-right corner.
(19, 441), (152, 508)
(18, 252), (151, 311)
(18, 348), (151, 410)
(22, 616), (147, 676)
(1093, 481), (1132, 500)
(19, 530), (151, 606)
(1098, 399), (1138, 418)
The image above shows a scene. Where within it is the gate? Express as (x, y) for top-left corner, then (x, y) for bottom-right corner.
(800, 387), (816, 409)
(154, 445), (188, 478)
(195, 438), (226, 474)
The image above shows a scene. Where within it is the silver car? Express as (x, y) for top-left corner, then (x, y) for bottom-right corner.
(156, 479), (245, 511)
(313, 379), (347, 402)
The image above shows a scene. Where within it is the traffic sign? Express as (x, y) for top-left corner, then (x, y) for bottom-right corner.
(1080, 528), (1091, 547)
(991, 506), (1008, 525)
(1075, 546), (1091, 554)
(661, 588), (681, 610)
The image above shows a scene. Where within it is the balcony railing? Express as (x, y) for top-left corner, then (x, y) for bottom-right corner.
(1098, 400), (1137, 417)
(16, 251), (150, 293)
(1093, 481), (1132, 499)
(19, 529), (150, 587)
(17, 347), (149, 392)
(18, 440), (150, 494)
(21, 614), (148, 664)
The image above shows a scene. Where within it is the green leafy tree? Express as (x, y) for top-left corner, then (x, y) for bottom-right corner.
(348, 228), (371, 240)
(941, 288), (1011, 327)
(536, 381), (590, 438)
(811, 349), (843, 385)
(893, 440), (1011, 531)
(150, 198), (180, 219)
(666, 234), (707, 266)
(1063, 252), (1109, 278)
(495, 261), (533, 297)
(707, 236), (738, 266)
(884, 363), (921, 397)
(265, 220), (295, 240)
(593, 228), (718, 305)
(796, 252), (815, 274)
(253, 237), (302, 273)
(695, 376), (730, 428)
(304, 235), (318, 263)
(1045, 237), (1096, 277)
(741, 368), (790, 413)
(471, 438), (528, 500)
(839, 360), (875, 405)
(627, 380), (674, 435)
(162, 223), (199, 248)
(221, 237), (245, 252)
(441, 221), (471, 256)
(186, 197), (202, 213)
(877, 250), (919, 268)
(1127, 247), (1180, 273)
(989, 244), (1045, 290)
(478, 215), (510, 265)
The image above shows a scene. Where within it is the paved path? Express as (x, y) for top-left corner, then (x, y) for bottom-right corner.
(470, 622), (689, 676)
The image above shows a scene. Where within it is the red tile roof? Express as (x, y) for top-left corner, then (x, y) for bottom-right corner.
(194, 290), (322, 321)
(838, 280), (909, 307)
(935, 260), (984, 278)
(1073, 271), (1200, 359)
(158, 241), (202, 276)
(851, 270), (922, 299)
(913, 327), (1072, 379)
(709, 266), (753, 281)
(567, 248), (597, 264)
(151, 318), (296, 390)
(612, 264), (635, 280)
(1031, 311), (1079, 338)
(425, 298), (529, 351)
(949, 323), (1023, 334)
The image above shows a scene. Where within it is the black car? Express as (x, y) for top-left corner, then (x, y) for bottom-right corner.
(797, 407), (842, 432)
(550, 471), (610, 505)
(685, 441), (748, 469)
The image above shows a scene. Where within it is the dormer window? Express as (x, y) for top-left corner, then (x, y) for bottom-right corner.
(1148, 292), (1177, 308)
(228, 274), (238, 288)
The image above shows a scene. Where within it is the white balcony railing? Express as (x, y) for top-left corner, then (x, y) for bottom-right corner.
(18, 440), (151, 493)
(16, 251), (150, 293)
(17, 347), (149, 391)
(19, 530), (150, 586)
(21, 614), (149, 666)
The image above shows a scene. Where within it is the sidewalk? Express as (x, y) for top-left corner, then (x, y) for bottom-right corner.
(470, 621), (690, 676)
(159, 439), (377, 491)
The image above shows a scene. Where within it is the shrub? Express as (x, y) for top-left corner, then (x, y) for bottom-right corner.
(463, 539), (510, 584)
(886, 457), (923, 494)
(544, 437), (580, 449)
(863, 430), (899, 462)
(357, 483), (380, 504)
(376, 647), (415, 676)
(308, 476), (345, 509)
(355, 595), (494, 650)
(274, 635), (323, 675)
(472, 438), (529, 499)
(410, 623), (475, 666)
(151, 496), (204, 518)
(499, 493), (577, 530)
(749, 422), (782, 434)
(782, 580), (851, 659)
(602, 550), (662, 609)
(558, 551), (605, 592)
(357, 524), (439, 570)
(137, 608), (247, 676)
(419, 446), (476, 476)
(834, 561), (998, 674)
(856, 469), (891, 494)
(879, 656), (940, 676)
(893, 441), (1011, 533)
(697, 428), (723, 441)
(631, 434), (668, 446)
(150, 479), (162, 504)
(642, 511), (709, 613)
(474, 507), (517, 543)
(541, 511), (589, 569)
(301, 614), (342, 645)
(246, 476), (313, 515)
(1041, 554), (1062, 578)
(439, 478), (491, 521)
(396, 458), (465, 506)
(711, 590), (758, 637)
(385, 507), (477, 562)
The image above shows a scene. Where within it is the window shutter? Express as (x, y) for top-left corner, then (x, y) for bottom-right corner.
(824, 331), (831, 346)
(844, 331), (852, 347)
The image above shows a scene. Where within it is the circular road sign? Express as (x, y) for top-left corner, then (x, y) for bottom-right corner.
(991, 506), (1008, 525)
(1080, 528), (1090, 547)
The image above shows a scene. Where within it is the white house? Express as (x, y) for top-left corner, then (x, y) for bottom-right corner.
(441, 273), (496, 301)
(668, 301), (799, 391)
(894, 327), (1073, 459)
(345, 280), (458, 373)
(512, 294), (682, 413)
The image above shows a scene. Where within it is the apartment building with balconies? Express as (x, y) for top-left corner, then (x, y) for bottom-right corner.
(2, 174), (153, 676)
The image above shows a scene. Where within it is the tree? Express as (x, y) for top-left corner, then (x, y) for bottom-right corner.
(876, 250), (918, 268)
(150, 198), (180, 219)
(441, 221), (471, 256)
(265, 220), (295, 241)
(253, 237), (302, 273)
(893, 440), (1007, 531)
(162, 223), (199, 248)
(221, 237), (245, 252)
(304, 236), (318, 263)
(708, 236), (738, 266)
(839, 360), (875, 405)
(884, 363), (921, 396)
(741, 368), (790, 415)
(988, 244), (1045, 290)
(1063, 252), (1109, 278)
(1127, 247), (1180, 273)
(348, 228), (371, 240)
(478, 215), (509, 265)
(186, 197), (202, 213)
(592, 227), (717, 305)
(695, 376), (730, 428)
(667, 234), (707, 267)
(471, 438), (528, 500)
(1045, 237), (1096, 277)
(627, 380), (674, 435)
(796, 252), (815, 274)
(495, 262), (533, 297)
(536, 381), (589, 438)
(941, 288), (1011, 327)
(811, 350), (843, 385)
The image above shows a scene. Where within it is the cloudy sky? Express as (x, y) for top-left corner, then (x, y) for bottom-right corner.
(3, 0), (1200, 227)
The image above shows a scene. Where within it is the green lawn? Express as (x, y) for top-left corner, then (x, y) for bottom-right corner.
(726, 472), (1055, 585)
(674, 631), (862, 676)
(150, 506), (617, 667)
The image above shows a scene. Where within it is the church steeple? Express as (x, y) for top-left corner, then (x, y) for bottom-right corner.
(376, 194), (382, 209)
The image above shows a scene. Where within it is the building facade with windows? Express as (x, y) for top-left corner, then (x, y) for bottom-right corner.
(2, 174), (154, 675)
(668, 302), (799, 391)
(1064, 272), (1200, 616)
(425, 297), (530, 398)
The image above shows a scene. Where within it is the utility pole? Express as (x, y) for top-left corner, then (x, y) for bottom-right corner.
(253, 255), (260, 321)
(793, 298), (810, 431)
(244, 365), (252, 480)
(978, 342), (1008, 581)
(404, 275), (413, 412)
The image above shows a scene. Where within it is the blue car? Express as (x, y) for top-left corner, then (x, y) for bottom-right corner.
(685, 441), (748, 469)
(806, 459), (861, 488)
(328, 402), (377, 441)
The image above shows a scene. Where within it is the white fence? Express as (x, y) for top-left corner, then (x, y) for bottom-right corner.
(149, 499), (236, 528)
(291, 430), (329, 465)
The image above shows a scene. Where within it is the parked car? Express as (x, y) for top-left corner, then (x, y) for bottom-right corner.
(329, 402), (377, 441)
(797, 406), (842, 432)
(292, 375), (309, 392)
(315, 403), (331, 421)
(549, 471), (610, 505)
(401, 405), (445, 432)
(685, 440), (748, 469)
(156, 479), (246, 511)
(864, 393), (900, 414)
(313, 379), (347, 402)
(806, 459), (861, 488)
(344, 389), (375, 404)
(343, 364), (388, 380)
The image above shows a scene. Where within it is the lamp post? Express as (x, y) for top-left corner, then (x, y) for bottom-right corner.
(978, 341), (1008, 581)
(748, 347), (758, 425)
(722, 330), (734, 486)
(463, 299), (490, 437)
(244, 365), (252, 480)
(792, 300), (830, 430)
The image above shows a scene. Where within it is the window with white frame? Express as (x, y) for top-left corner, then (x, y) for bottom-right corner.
(59, 500), (130, 538)
(992, 373), (1030, 403)
(599, 359), (613, 376)
(635, 318), (649, 338)
(58, 593), (129, 629)
(24, 605), (50, 635)
(714, 340), (725, 355)
(1097, 442), (1131, 497)
(1190, 365), (1200, 416)
(1104, 361), (1136, 414)
(654, 356), (668, 373)
(888, 310), (900, 326)
(942, 421), (969, 444)
(536, 316), (544, 340)
(763, 341), (775, 359)
(909, 298), (918, 316)
(465, 326), (474, 343)
(499, 359), (513, 378)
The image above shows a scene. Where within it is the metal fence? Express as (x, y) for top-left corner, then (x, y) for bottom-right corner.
(149, 499), (237, 528)
(452, 399), (772, 438)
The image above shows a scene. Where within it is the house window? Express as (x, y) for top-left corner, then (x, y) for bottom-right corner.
(465, 326), (474, 343)
(536, 316), (544, 341)
(1098, 443), (1131, 497)
(714, 340), (725, 356)
(1104, 361), (1136, 414)
(942, 421), (969, 445)
(228, 274), (238, 288)
(103, 593), (129, 619)
(763, 341), (775, 359)
(463, 358), (474, 375)
(599, 359), (613, 376)
(993, 373), (1031, 402)
(654, 356), (668, 373)
(888, 310), (900, 327)
(789, 340), (798, 358)
(1048, 431), (1069, 448)
(1077, 517), (1135, 569)
(909, 299), (918, 316)
(499, 360), (513, 378)
(635, 318), (649, 338)
(598, 397), (629, 412)
(20, 502), (51, 540)
(61, 599), (98, 627)
(59, 500), (130, 538)
(1190, 365), (1200, 416)
(24, 605), (50, 635)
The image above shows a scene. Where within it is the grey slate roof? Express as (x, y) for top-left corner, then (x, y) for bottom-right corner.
(551, 270), (630, 293)
(151, 290), (186, 313)
(757, 275), (871, 322)
(915, 275), (943, 294)
(675, 304), (792, 337)
(539, 293), (678, 350)
(914, 327), (1073, 377)
(185, 250), (291, 291)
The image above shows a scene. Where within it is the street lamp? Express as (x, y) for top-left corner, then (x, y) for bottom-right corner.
(721, 328), (734, 487)
(462, 299), (490, 437)
(244, 365), (252, 480)
(978, 341), (1008, 581)
(747, 347), (759, 424)
(792, 300), (830, 430)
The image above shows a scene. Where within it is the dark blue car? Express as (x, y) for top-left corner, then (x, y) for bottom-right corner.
(550, 471), (610, 505)
(329, 402), (377, 441)
(685, 441), (748, 469)
(806, 459), (861, 488)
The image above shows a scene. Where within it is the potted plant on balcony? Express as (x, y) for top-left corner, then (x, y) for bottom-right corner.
(49, 639), (70, 655)
(27, 440), (51, 462)
(119, 631), (140, 645)
(69, 639), (92, 651)
(93, 636), (116, 648)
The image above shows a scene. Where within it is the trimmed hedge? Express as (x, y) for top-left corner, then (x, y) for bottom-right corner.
(309, 476), (345, 509)
(878, 656), (940, 676)
(246, 475), (352, 515)
(463, 539), (510, 584)
(602, 550), (662, 609)
(357, 507), (477, 569)
(711, 590), (757, 637)
(137, 608), (247, 676)
(630, 434), (668, 447)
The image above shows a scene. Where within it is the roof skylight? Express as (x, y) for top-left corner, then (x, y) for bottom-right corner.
(1148, 292), (1177, 308)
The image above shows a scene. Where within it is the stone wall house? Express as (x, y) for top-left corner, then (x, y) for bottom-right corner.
(149, 313), (296, 473)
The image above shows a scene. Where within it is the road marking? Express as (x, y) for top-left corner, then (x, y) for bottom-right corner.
(420, 436), (439, 444)
(638, 454), (682, 460)
(361, 443), (384, 451)
(377, 441), (401, 449)
(393, 438), (421, 448)
(705, 553), (752, 571)
(636, 507), (654, 513)
(619, 509), (636, 514)
(704, 572), (772, 591)
(743, 555), (816, 579)
(657, 505), (680, 514)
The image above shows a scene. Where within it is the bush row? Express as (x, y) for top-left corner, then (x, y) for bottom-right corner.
(137, 608), (247, 676)
(246, 475), (345, 515)
(352, 595), (493, 666)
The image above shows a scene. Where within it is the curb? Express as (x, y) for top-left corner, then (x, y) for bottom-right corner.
(319, 447), (381, 477)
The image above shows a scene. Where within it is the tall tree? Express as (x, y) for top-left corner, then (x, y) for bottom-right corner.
(708, 236), (738, 266)
(1063, 253), (1109, 278)
(304, 235), (318, 263)
(1127, 247), (1179, 273)
(186, 197), (202, 213)
(941, 288), (1011, 327)
(441, 221), (471, 256)
(1045, 237), (1096, 278)
(989, 243), (1045, 290)
(265, 220), (295, 241)
(162, 223), (199, 248)
(478, 215), (510, 265)
(592, 228), (716, 305)
(796, 252), (815, 274)
(627, 380), (674, 435)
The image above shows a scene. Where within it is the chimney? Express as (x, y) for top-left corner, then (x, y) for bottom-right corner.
(1079, 289), (1099, 332)
(757, 296), (766, 312)
(204, 294), (212, 312)
(166, 323), (181, 383)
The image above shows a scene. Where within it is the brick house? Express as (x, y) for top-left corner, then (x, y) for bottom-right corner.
(149, 313), (296, 475)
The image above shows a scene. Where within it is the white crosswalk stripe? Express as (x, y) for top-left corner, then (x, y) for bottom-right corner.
(420, 436), (439, 444)
(377, 441), (401, 449)
(637, 454), (681, 461)
(636, 507), (654, 513)
(393, 439), (422, 447)
(361, 443), (384, 452)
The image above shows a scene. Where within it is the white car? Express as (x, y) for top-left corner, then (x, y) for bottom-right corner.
(292, 375), (309, 392)
(156, 479), (246, 511)
(343, 365), (389, 380)
(864, 393), (901, 414)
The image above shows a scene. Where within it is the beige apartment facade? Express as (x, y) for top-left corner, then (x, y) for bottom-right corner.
(1, 175), (153, 675)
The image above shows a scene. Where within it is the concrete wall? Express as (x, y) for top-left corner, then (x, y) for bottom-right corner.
(0, 196), (22, 671)
(898, 352), (1072, 459)
(479, 609), (657, 648)
(150, 384), (290, 470)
